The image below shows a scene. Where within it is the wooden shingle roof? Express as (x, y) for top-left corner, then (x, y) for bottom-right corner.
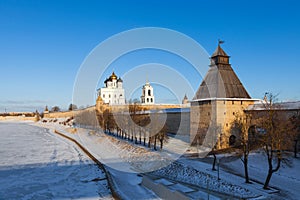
(211, 44), (229, 57)
(193, 45), (251, 100)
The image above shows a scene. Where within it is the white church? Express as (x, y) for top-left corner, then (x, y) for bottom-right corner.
(97, 71), (157, 105)
(141, 81), (155, 105)
(97, 72), (125, 105)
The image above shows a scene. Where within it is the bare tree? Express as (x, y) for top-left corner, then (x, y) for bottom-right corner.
(254, 93), (293, 189)
(231, 112), (258, 183)
(158, 124), (168, 150)
(74, 109), (99, 129)
(147, 112), (168, 150)
(207, 125), (220, 171)
(51, 106), (60, 112)
(290, 113), (300, 158)
(129, 103), (143, 143)
(68, 103), (78, 111)
(140, 116), (150, 146)
(102, 109), (116, 133)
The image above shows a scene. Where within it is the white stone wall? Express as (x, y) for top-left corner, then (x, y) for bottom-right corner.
(99, 88), (125, 105)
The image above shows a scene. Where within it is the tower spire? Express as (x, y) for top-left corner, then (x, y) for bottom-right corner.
(194, 42), (251, 99)
(211, 40), (229, 65)
(146, 74), (149, 85)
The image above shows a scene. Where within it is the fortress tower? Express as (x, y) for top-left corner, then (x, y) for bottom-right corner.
(191, 42), (259, 149)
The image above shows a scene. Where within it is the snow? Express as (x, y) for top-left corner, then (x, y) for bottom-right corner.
(246, 100), (300, 110)
(0, 122), (112, 199)
(222, 151), (300, 199)
(36, 119), (160, 200)
(23, 118), (300, 199)
(149, 161), (256, 199)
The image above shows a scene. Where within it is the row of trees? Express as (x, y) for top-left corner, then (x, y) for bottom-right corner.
(45, 104), (78, 113)
(97, 103), (168, 151)
(228, 93), (299, 189)
(74, 109), (99, 129)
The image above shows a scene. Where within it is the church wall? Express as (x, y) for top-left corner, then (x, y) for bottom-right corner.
(99, 88), (125, 105)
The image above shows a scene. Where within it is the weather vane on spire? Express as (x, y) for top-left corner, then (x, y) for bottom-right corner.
(218, 39), (225, 45)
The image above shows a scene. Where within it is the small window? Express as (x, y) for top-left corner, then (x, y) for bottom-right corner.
(147, 98), (149, 102)
(151, 98), (153, 102)
(109, 94), (111, 98)
(232, 101), (234, 105)
(103, 94), (105, 98)
(208, 112), (210, 116)
(233, 112), (235, 115)
(223, 101), (226, 104)
(148, 90), (151, 96)
(240, 101), (243, 105)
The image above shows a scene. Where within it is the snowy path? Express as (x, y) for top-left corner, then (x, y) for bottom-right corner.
(0, 122), (112, 199)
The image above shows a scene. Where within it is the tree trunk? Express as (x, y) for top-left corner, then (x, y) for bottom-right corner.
(263, 169), (273, 189)
(295, 139), (298, 158)
(139, 129), (142, 144)
(148, 137), (151, 148)
(212, 153), (217, 171)
(154, 136), (157, 151)
(244, 155), (250, 183)
(264, 156), (281, 189)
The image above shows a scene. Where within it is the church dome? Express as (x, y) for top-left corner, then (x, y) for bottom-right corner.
(117, 77), (123, 82)
(110, 72), (117, 80)
(104, 71), (119, 83)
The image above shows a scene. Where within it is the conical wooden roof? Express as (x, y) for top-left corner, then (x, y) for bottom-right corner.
(211, 44), (229, 57)
(194, 45), (250, 100)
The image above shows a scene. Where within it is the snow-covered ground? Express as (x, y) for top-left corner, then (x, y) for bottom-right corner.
(0, 122), (112, 199)
(24, 118), (300, 199)
(221, 151), (300, 200)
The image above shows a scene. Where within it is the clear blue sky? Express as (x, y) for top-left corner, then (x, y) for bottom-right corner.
(1, 0), (300, 112)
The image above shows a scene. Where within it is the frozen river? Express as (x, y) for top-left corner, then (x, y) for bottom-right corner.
(0, 122), (112, 199)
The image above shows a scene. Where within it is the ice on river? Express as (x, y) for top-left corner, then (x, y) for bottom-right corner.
(0, 122), (112, 199)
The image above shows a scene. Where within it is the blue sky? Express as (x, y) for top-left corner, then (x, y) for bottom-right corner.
(1, 0), (300, 112)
